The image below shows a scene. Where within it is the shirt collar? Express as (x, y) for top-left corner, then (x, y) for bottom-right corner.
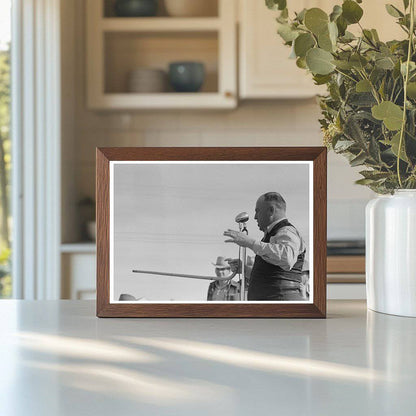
(266, 217), (287, 234)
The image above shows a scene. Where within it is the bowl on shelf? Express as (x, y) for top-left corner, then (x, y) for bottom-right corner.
(114, 0), (158, 17)
(168, 62), (205, 92)
(164, 0), (217, 17)
(127, 68), (167, 93)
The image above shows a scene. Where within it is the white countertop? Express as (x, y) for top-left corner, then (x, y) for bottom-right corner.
(1, 300), (415, 415)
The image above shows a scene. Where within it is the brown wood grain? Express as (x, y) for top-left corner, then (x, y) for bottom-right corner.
(96, 147), (327, 318)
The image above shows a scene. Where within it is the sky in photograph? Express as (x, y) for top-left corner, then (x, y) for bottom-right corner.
(0, 0), (11, 50)
(112, 162), (311, 301)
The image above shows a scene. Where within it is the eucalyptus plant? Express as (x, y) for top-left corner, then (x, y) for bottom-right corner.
(266, 0), (416, 193)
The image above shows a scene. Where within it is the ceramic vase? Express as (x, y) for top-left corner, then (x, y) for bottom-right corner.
(366, 190), (416, 317)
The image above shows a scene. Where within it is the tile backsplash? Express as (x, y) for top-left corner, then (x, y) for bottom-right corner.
(70, 100), (373, 242)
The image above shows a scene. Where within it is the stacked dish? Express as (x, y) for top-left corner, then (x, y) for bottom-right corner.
(127, 68), (167, 93)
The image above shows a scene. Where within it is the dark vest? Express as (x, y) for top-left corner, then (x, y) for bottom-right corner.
(248, 219), (305, 301)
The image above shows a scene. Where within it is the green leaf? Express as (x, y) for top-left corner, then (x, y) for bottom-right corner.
(334, 139), (356, 152)
(318, 31), (333, 52)
(306, 48), (335, 75)
(277, 23), (299, 42)
(333, 59), (353, 70)
(336, 15), (348, 36)
(266, 0), (287, 11)
(401, 61), (416, 76)
(407, 82), (416, 99)
(350, 53), (368, 69)
(385, 4), (404, 18)
(379, 78), (386, 100)
(369, 136), (381, 162)
(350, 152), (368, 167)
(362, 29), (375, 44)
(403, 0), (410, 9)
(349, 92), (377, 107)
(372, 101), (404, 130)
(294, 33), (315, 57)
(375, 56), (395, 70)
(381, 132), (409, 162)
(295, 8), (307, 22)
(330, 5), (343, 22)
(344, 113), (368, 147)
(340, 31), (356, 42)
(328, 21), (338, 45)
(371, 29), (380, 42)
(356, 79), (372, 92)
(313, 74), (332, 85)
(359, 170), (391, 180)
(304, 8), (329, 35)
(342, 0), (363, 24)
(296, 57), (307, 69)
(355, 178), (377, 185)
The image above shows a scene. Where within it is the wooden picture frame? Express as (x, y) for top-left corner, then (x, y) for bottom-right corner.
(96, 147), (327, 318)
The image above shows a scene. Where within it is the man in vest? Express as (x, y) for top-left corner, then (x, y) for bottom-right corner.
(224, 192), (307, 301)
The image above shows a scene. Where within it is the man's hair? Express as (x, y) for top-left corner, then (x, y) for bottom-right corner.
(263, 192), (286, 211)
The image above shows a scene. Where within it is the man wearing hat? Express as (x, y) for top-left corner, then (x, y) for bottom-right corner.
(207, 256), (239, 301)
(224, 192), (307, 301)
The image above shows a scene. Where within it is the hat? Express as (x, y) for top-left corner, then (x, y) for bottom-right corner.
(212, 256), (230, 269)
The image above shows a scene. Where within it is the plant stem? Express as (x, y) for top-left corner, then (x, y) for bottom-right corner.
(398, 0), (415, 188)
(358, 69), (380, 104)
(334, 68), (357, 83)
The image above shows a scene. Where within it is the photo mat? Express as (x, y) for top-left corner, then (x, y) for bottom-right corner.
(109, 161), (313, 304)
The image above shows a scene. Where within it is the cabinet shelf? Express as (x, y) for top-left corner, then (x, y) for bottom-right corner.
(101, 17), (221, 32)
(86, 0), (236, 109)
(90, 92), (235, 110)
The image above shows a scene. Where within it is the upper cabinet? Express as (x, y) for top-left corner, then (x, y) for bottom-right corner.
(86, 0), (406, 109)
(239, 0), (321, 99)
(86, 0), (237, 109)
(238, 0), (404, 100)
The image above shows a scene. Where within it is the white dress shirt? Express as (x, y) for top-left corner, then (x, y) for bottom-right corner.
(249, 218), (306, 271)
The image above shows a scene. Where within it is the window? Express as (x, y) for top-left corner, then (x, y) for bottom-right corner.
(0, 0), (11, 298)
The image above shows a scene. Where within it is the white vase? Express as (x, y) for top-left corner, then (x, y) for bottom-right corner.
(366, 190), (416, 317)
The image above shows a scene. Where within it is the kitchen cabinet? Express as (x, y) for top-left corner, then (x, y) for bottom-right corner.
(61, 244), (96, 300)
(61, 247), (366, 300)
(239, 0), (324, 99)
(238, 0), (405, 99)
(86, 0), (237, 109)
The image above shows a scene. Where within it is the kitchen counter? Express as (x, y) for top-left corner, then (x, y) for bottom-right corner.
(1, 300), (415, 415)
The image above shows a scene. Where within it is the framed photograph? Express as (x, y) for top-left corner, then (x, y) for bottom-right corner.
(96, 147), (327, 318)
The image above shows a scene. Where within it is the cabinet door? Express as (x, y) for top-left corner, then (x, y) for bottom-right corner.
(239, 0), (320, 99)
(238, 0), (404, 99)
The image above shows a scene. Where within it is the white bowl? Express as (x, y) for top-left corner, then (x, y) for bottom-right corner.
(164, 0), (217, 17)
(127, 68), (167, 93)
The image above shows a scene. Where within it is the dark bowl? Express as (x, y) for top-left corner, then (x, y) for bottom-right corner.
(168, 62), (205, 93)
(114, 0), (158, 17)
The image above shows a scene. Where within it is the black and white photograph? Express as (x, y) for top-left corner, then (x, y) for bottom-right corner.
(110, 161), (313, 303)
